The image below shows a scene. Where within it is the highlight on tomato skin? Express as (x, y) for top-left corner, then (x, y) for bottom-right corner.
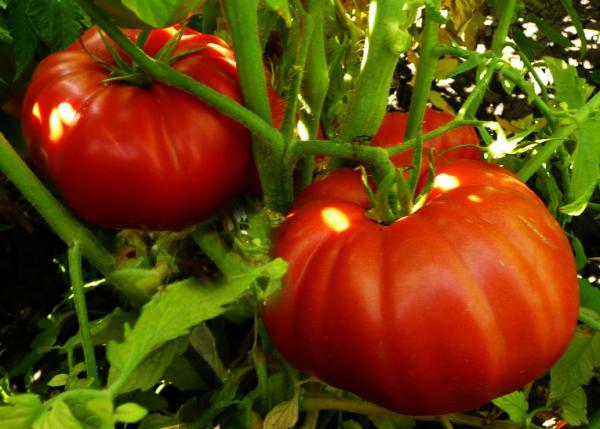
(262, 160), (580, 416)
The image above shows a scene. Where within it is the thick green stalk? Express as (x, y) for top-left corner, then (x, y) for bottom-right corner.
(491, 0), (517, 55)
(341, 0), (413, 141)
(297, 3), (329, 191)
(191, 222), (249, 277)
(404, 1), (442, 193)
(68, 242), (99, 387)
(0, 133), (115, 275)
(223, 0), (294, 212)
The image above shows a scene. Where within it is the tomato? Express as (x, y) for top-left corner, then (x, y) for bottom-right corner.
(262, 160), (579, 415)
(372, 109), (481, 170)
(93, 0), (203, 28)
(21, 27), (251, 230)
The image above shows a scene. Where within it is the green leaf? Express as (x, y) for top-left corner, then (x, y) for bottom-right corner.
(109, 335), (188, 394)
(25, 0), (85, 51)
(0, 25), (12, 44)
(557, 387), (588, 425)
(445, 54), (482, 79)
(560, 181), (597, 216)
(549, 328), (600, 400)
(106, 265), (273, 394)
(530, 16), (573, 48)
(138, 414), (179, 429)
(370, 415), (415, 429)
(114, 402), (148, 423)
(189, 323), (227, 381)
(569, 116), (600, 208)
(580, 278), (600, 316)
(559, 0), (587, 58)
(0, 394), (45, 429)
(47, 374), (69, 387)
(120, 0), (203, 28)
(63, 309), (135, 352)
(34, 400), (82, 429)
(342, 421), (363, 429)
(264, 0), (292, 27)
(163, 355), (208, 391)
(570, 235), (587, 271)
(263, 393), (299, 429)
(6, 0), (38, 79)
(544, 56), (586, 109)
(512, 28), (543, 61)
(492, 391), (529, 424)
(67, 393), (114, 429)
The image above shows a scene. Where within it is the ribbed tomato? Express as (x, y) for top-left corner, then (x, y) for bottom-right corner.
(372, 109), (481, 169)
(21, 27), (251, 229)
(262, 160), (579, 415)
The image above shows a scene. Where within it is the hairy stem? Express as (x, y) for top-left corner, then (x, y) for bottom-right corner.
(0, 133), (115, 276)
(341, 0), (414, 141)
(404, 1), (442, 194)
(68, 242), (99, 387)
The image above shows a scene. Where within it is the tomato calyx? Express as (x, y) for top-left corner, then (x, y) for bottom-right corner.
(87, 25), (206, 88)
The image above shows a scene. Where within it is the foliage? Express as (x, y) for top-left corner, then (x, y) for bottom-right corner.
(0, 0), (599, 428)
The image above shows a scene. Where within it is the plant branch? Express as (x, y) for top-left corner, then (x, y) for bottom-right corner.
(301, 394), (521, 429)
(404, 1), (442, 194)
(68, 242), (99, 388)
(287, 139), (396, 182)
(517, 91), (600, 182)
(0, 133), (115, 276)
(341, 0), (415, 141)
(491, 0), (517, 55)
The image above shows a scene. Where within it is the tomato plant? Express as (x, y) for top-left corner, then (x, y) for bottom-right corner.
(1, 0), (599, 428)
(20, 26), (252, 229)
(93, 0), (203, 28)
(263, 160), (580, 415)
(372, 109), (481, 169)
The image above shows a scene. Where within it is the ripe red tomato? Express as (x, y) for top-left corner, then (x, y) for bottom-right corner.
(94, 0), (203, 28)
(372, 109), (481, 170)
(262, 160), (579, 415)
(21, 27), (251, 229)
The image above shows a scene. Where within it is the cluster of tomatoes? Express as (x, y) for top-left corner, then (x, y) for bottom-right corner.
(20, 22), (580, 416)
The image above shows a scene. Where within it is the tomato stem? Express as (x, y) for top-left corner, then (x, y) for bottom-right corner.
(301, 394), (521, 429)
(403, 1), (442, 196)
(68, 242), (100, 388)
(340, 0), (417, 142)
(297, 5), (329, 192)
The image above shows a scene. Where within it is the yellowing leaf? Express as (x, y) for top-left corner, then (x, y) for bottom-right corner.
(428, 90), (456, 115)
(435, 57), (461, 79)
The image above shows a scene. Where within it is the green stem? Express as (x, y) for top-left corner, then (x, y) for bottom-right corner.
(0, 132), (115, 276)
(191, 221), (249, 277)
(287, 139), (396, 182)
(387, 120), (489, 156)
(201, 0), (220, 34)
(301, 394), (520, 429)
(457, 59), (500, 119)
(404, 1), (442, 194)
(491, 0), (517, 55)
(341, 0), (414, 141)
(579, 308), (600, 332)
(297, 3), (329, 191)
(68, 242), (99, 388)
(223, 0), (292, 212)
(517, 91), (600, 182)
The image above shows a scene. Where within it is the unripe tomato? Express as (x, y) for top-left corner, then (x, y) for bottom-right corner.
(93, 0), (203, 28)
(262, 160), (579, 415)
(21, 27), (251, 230)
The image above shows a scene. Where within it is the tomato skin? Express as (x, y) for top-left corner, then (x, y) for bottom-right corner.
(21, 27), (251, 230)
(372, 109), (481, 169)
(262, 160), (579, 415)
(93, 0), (202, 28)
